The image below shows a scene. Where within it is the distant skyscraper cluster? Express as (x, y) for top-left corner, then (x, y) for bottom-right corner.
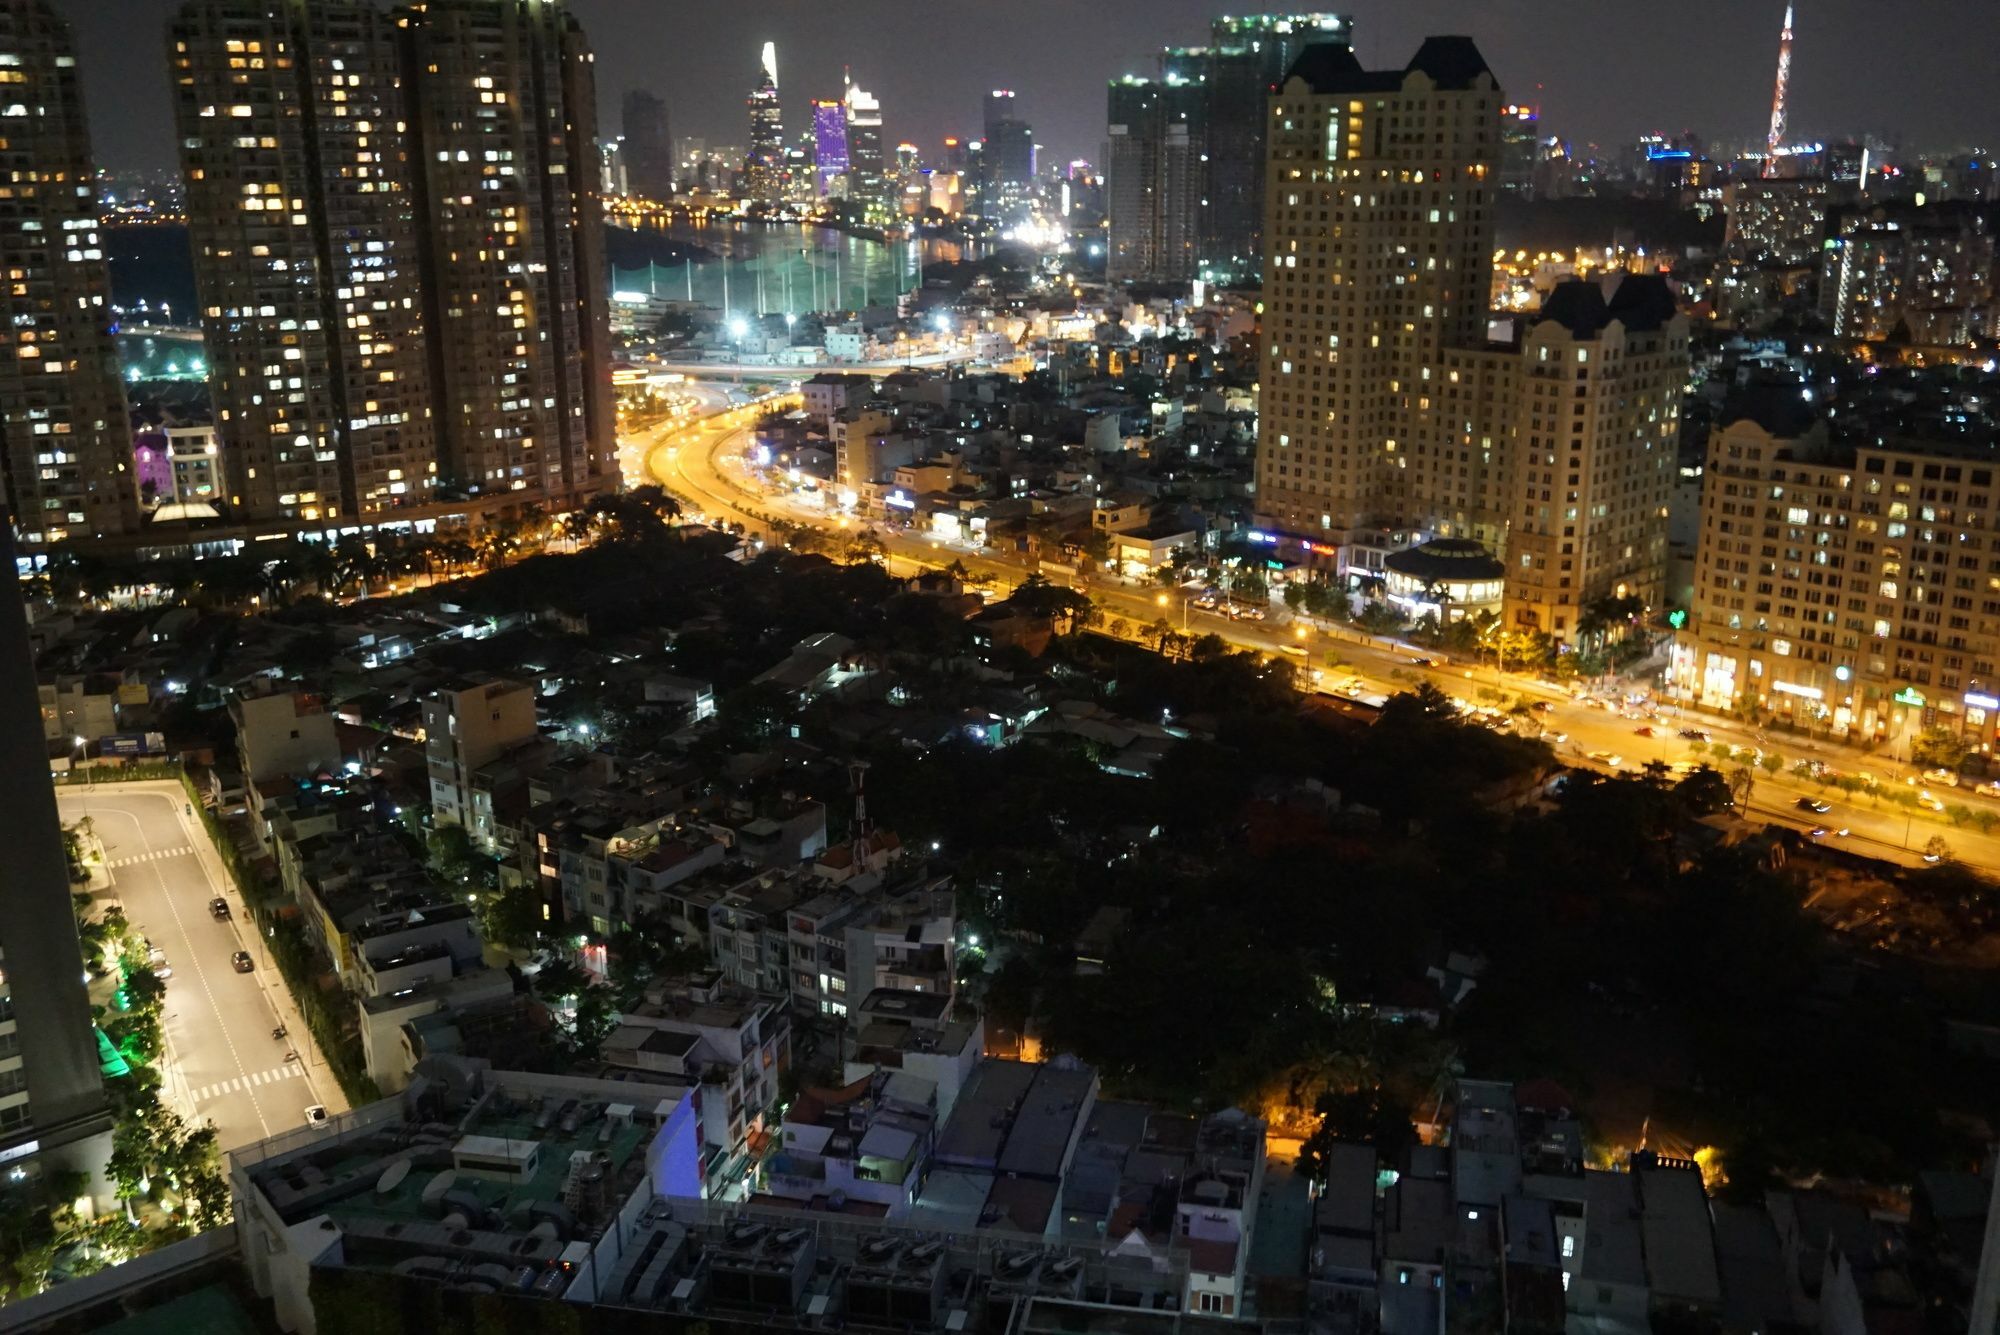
(1106, 13), (1351, 284)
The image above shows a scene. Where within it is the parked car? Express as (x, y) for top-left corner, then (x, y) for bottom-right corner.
(304, 1105), (329, 1127)
(231, 950), (255, 973)
(1922, 767), (1960, 788)
(146, 947), (172, 980)
(209, 897), (232, 920)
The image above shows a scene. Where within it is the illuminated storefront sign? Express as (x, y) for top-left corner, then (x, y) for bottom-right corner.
(1893, 686), (1927, 707)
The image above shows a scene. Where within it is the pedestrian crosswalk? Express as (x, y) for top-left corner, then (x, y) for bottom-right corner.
(107, 846), (193, 868)
(190, 1064), (301, 1104)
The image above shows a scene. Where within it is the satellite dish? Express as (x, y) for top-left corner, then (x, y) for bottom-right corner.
(377, 1158), (412, 1195)
(421, 1169), (459, 1206)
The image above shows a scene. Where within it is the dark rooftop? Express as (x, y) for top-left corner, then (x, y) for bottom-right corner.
(1285, 35), (1492, 95)
(1535, 273), (1680, 337)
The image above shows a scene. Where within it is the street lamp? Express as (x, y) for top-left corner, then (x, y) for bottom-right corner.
(1156, 590), (1189, 632)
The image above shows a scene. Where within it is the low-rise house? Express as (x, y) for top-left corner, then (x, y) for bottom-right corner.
(842, 987), (982, 1120)
(765, 1068), (939, 1217)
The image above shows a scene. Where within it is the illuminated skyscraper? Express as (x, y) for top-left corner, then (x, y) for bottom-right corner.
(845, 82), (885, 214)
(1105, 73), (1204, 282)
(981, 88), (1035, 224)
(744, 41), (784, 201)
(172, 0), (437, 524)
(812, 97), (849, 197)
(396, 0), (615, 506)
(1201, 13), (1351, 280)
(0, 0), (138, 545)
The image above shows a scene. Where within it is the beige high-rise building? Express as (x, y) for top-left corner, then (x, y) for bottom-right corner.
(0, 0), (137, 544)
(1502, 280), (1687, 636)
(1678, 389), (2000, 753)
(171, 0), (437, 525)
(1255, 37), (1500, 547)
(395, 0), (616, 506)
(1251, 36), (1688, 643)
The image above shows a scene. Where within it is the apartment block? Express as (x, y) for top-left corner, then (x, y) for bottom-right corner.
(1251, 34), (1688, 641)
(422, 674), (537, 834)
(1678, 386), (2000, 751)
(396, 0), (616, 505)
(1502, 278), (1687, 637)
(1821, 199), (1998, 345)
(0, 0), (137, 544)
(171, 0), (437, 524)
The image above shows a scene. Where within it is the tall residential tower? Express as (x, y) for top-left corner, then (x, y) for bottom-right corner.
(171, 0), (438, 525)
(396, 0), (615, 506)
(0, 0), (137, 544)
(1253, 36), (1687, 641)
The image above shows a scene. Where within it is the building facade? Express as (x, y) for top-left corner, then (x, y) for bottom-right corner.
(1104, 74), (1204, 283)
(620, 87), (672, 201)
(743, 41), (782, 201)
(424, 675), (538, 835)
(171, 0), (437, 526)
(1821, 199), (1997, 345)
(0, 523), (112, 1176)
(1253, 37), (1504, 544)
(845, 83), (885, 215)
(1679, 393), (2000, 754)
(1250, 36), (1687, 642)
(398, 0), (615, 507)
(0, 0), (138, 544)
(1200, 13), (1352, 283)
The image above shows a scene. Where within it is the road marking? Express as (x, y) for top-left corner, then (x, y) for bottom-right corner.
(106, 846), (194, 868)
(189, 1064), (301, 1103)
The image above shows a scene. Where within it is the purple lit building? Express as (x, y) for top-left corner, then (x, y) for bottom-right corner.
(812, 97), (849, 197)
(132, 429), (173, 505)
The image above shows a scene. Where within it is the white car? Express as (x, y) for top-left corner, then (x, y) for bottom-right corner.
(305, 1105), (329, 1127)
(1586, 751), (1624, 769)
(146, 947), (172, 980)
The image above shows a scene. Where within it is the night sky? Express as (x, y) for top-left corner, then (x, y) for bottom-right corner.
(63, 0), (2000, 174)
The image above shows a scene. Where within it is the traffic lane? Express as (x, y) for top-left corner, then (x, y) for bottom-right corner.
(61, 790), (299, 1148)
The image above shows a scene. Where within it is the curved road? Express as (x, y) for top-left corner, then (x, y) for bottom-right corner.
(635, 404), (2000, 872)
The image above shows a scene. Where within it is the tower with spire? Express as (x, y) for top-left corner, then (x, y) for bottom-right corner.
(1762, 4), (1795, 177)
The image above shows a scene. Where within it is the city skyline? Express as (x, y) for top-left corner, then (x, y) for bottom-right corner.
(52, 0), (2000, 176)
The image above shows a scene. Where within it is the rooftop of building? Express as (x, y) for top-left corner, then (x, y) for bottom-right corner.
(1535, 272), (1680, 337)
(1383, 537), (1505, 583)
(1284, 34), (1492, 95)
(236, 1063), (677, 1255)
